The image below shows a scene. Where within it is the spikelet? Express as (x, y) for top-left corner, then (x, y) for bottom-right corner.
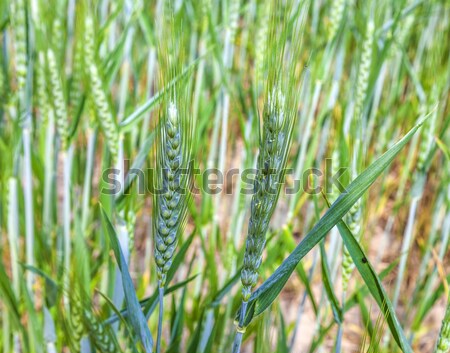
(201, 0), (211, 31)
(36, 52), (50, 125)
(354, 20), (374, 121)
(240, 86), (291, 301)
(70, 299), (85, 352)
(88, 63), (119, 164)
(328, 0), (346, 41)
(83, 15), (96, 74)
(435, 300), (450, 353)
(10, 0), (27, 91)
(82, 15), (98, 130)
(342, 197), (362, 293)
(52, 17), (65, 58)
(126, 209), (136, 255)
(69, 37), (84, 117)
(47, 48), (69, 151)
(83, 14), (99, 126)
(154, 99), (191, 287)
(83, 310), (117, 353)
(228, 0), (240, 43)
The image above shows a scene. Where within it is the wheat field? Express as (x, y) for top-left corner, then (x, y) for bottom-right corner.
(0, 0), (449, 352)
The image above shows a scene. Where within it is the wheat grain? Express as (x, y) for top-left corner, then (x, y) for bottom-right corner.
(47, 48), (69, 151)
(87, 63), (119, 164)
(70, 299), (85, 352)
(354, 20), (374, 121)
(228, 0), (241, 43)
(83, 310), (117, 353)
(69, 37), (84, 116)
(10, 0), (27, 91)
(126, 210), (136, 255)
(37, 52), (50, 125)
(83, 15), (96, 72)
(51, 17), (65, 58)
(328, 0), (346, 41)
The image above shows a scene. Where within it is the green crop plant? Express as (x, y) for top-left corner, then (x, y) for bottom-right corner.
(0, 0), (448, 353)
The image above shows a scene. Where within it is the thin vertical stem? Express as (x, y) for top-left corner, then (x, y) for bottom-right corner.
(393, 197), (419, 308)
(23, 124), (35, 292)
(232, 301), (248, 353)
(81, 129), (97, 233)
(43, 112), (55, 231)
(156, 285), (165, 353)
(7, 177), (20, 350)
(63, 146), (74, 300)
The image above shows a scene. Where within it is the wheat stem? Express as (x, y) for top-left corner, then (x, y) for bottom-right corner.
(156, 285), (165, 353)
(232, 301), (248, 353)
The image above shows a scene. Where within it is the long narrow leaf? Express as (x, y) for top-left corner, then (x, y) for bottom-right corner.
(237, 120), (423, 327)
(335, 220), (412, 352)
(100, 206), (154, 352)
(319, 242), (342, 324)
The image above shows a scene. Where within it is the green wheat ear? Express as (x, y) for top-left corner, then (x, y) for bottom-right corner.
(152, 10), (194, 352)
(241, 85), (292, 301)
(233, 6), (307, 353)
(152, 0), (194, 290)
(36, 52), (51, 125)
(328, 0), (346, 41)
(88, 63), (120, 164)
(240, 0), (303, 304)
(47, 48), (69, 151)
(10, 0), (27, 91)
(153, 83), (193, 288)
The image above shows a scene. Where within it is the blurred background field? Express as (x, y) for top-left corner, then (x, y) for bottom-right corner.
(0, 0), (449, 352)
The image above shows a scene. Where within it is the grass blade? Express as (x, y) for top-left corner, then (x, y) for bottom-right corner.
(335, 218), (412, 352)
(237, 119), (423, 327)
(100, 206), (154, 352)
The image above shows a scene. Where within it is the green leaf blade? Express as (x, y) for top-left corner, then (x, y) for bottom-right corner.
(239, 120), (423, 326)
(100, 206), (154, 353)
